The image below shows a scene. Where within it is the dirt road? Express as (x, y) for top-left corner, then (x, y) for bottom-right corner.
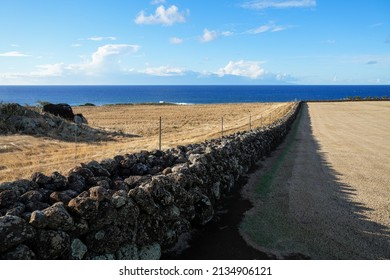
(241, 101), (390, 259)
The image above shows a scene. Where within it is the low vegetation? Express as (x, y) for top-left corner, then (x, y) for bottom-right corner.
(0, 102), (295, 182)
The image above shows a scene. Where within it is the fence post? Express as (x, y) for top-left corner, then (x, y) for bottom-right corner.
(74, 124), (77, 165)
(249, 114), (252, 130)
(261, 114), (263, 127)
(159, 116), (162, 150)
(221, 117), (224, 137)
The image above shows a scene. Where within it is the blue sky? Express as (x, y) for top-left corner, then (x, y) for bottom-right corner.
(0, 0), (389, 85)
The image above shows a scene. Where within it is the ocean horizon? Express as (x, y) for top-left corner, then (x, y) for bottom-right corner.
(1, 85), (389, 106)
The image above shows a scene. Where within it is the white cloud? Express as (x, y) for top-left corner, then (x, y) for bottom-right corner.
(217, 60), (266, 79)
(242, 0), (316, 9)
(142, 66), (186, 76)
(0, 51), (30, 57)
(31, 63), (65, 77)
(200, 29), (234, 42)
(151, 0), (165, 4)
(221, 31), (234, 37)
(71, 43), (82, 47)
(135, 5), (187, 26)
(170, 37), (184, 44)
(87, 36), (117, 41)
(72, 44), (140, 74)
(11, 44), (20, 48)
(201, 29), (218, 42)
(1, 44), (141, 81)
(247, 23), (289, 34)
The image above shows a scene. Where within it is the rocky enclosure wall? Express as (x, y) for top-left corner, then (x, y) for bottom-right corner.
(0, 103), (301, 260)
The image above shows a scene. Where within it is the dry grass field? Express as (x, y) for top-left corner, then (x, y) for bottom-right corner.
(242, 101), (390, 259)
(0, 102), (294, 183)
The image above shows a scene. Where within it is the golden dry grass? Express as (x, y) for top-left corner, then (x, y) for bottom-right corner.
(0, 102), (294, 183)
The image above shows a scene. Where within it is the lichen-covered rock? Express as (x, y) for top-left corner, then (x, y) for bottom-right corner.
(0, 215), (36, 253)
(139, 243), (161, 260)
(24, 201), (50, 212)
(50, 191), (73, 204)
(100, 158), (119, 175)
(0, 244), (36, 260)
(48, 171), (67, 191)
(68, 218), (89, 237)
(111, 190), (128, 208)
(5, 202), (25, 217)
(128, 187), (159, 215)
(31, 172), (51, 186)
(89, 186), (110, 202)
(0, 189), (17, 208)
(71, 238), (87, 260)
(29, 210), (49, 228)
(131, 163), (149, 175)
(85, 225), (135, 255)
(20, 190), (42, 204)
(116, 244), (138, 260)
(124, 176), (149, 189)
(42, 202), (74, 230)
(68, 195), (99, 219)
(90, 254), (115, 260)
(116, 199), (139, 226)
(30, 229), (70, 259)
(85, 161), (111, 177)
(88, 201), (117, 231)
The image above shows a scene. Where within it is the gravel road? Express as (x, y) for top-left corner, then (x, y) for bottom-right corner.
(241, 101), (390, 259)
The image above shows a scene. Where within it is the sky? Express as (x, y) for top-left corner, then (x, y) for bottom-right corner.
(0, 0), (389, 85)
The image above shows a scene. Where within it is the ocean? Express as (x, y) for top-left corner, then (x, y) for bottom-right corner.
(0, 85), (389, 106)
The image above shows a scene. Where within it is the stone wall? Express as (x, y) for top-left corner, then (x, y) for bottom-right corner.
(0, 102), (301, 260)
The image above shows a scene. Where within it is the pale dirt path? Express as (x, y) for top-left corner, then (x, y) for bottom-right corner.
(241, 101), (390, 259)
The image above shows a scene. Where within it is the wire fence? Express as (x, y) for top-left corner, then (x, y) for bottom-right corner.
(0, 103), (295, 182)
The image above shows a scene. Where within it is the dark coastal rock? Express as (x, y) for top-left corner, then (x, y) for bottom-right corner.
(0, 215), (36, 253)
(0, 244), (36, 260)
(136, 214), (165, 246)
(85, 225), (135, 255)
(5, 202), (25, 217)
(88, 201), (117, 231)
(31, 172), (51, 186)
(124, 175), (150, 189)
(29, 210), (49, 228)
(89, 186), (110, 202)
(139, 243), (161, 260)
(42, 202), (74, 231)
(116, 199), (139, 226)
(68, 195), (99, 219)
(20, 190), (42, 204)
(0, 190), (17, 209)
(24, 201), (50, 213)
(85, 161), (111, 177)
(131, 163), (149, 176)
(100, 158), (119, 174)
(30, 229), (70, 259)
(49, 171), (68, 191)
(71, 238), (88, 260)
(67, 218), (89, 237)
(112, 180), (130, 192)
(111, 190), (128, 208)
(50, 190), (76, 204)
(128, 187), (159, 215)
(116, 244), (138, 260)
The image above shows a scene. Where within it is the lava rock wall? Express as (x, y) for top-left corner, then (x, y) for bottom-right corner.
(0, 102), (301, 260)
